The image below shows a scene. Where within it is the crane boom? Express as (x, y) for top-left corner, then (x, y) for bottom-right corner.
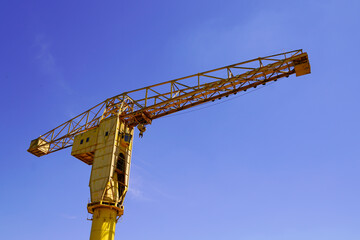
(27, 49), (311, 240)
(28, 49), (310, 157)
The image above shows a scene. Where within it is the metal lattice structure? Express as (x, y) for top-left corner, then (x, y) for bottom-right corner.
(28, 49), (310, 156)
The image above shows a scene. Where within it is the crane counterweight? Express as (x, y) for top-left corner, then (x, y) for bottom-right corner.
(28, 137), (50, 157)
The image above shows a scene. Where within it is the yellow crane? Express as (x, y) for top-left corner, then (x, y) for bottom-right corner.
(28, 49), (311, 240)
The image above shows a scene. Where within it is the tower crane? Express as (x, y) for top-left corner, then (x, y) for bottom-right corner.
(28, 49), (311, 240)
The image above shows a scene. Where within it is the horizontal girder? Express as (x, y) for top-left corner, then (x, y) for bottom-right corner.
(28, 49), (310, 156)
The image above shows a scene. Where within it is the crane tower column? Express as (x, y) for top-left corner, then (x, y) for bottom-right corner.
(89, 208), (117, 240)
(71, 115), (134, 240)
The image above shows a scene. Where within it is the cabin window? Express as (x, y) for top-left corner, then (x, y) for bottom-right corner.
(124, 134), (132, 143)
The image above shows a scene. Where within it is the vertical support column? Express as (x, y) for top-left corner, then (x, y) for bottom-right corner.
(90, 208), (117, 240)
(87, 115), (134, 240)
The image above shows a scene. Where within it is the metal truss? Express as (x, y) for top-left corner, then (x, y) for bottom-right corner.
(29, 49), (309, 156)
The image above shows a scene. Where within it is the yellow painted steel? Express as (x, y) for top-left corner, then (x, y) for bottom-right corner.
(72, 127), (99, 164)
(71, 115), (133, 239)
(90, 208), (117, 240)
(28, 50), (311, 156)
(28, 137), (49, 157)
(26, 50), (312, 240)
(88, 116), (133, 203)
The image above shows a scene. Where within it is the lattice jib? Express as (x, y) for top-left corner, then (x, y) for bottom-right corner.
(28, 49), (309, 156)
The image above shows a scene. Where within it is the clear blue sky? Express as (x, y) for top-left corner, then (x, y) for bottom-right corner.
(1, 0), (359, 239)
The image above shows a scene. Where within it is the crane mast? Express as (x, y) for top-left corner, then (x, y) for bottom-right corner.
(28, 49), (310, 240)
